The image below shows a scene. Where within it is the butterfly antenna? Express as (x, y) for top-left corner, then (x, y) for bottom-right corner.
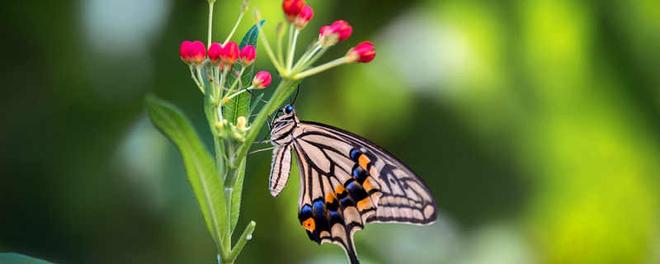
(249, 146), (274, 155)
(290, 83), (301, 105)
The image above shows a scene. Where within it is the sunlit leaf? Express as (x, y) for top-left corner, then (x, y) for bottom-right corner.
(0, 253), (52, 264)
(146, 95), (227, 243)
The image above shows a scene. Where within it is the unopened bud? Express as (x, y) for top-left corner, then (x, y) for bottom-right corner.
(319, 20), (352, 47)
(240, 45), (256, 65)
(282, 0), (305, 22)
(346, 41), (376, 63)
(294, 5), (314, 29)
(179, 40), (206, 65)
(252, 71), (272, 89)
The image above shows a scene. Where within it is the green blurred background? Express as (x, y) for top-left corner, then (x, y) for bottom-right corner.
(1, 0), (659, 263)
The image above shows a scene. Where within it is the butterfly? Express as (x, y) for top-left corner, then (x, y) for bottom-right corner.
(268, 104), (437, 264)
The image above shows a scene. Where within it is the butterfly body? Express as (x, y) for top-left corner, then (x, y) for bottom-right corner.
(269, 105), (437, 264)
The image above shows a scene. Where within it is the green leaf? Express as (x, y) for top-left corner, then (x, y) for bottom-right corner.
(145, 95), (227, 244)
(223, 20), (265, 123)
(0, 253), (52, 264)
(230, 158), (246, 234)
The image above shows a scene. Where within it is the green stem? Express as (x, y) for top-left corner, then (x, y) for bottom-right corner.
(254, 13), (285, 73)
(286, 27), (300, 71)
(224, 87), (254, 102)
(292, 42), (322, 72)
(203, 87), (230, 259)
(229, 221), (256, 260)
(227, 68), (246, 95)
(293, 57), (349, 80)
(224, 12), (245, 44)
(207, 2), (215, 47)
(189, 65), (205, 94)
(277, 24), (285, 67)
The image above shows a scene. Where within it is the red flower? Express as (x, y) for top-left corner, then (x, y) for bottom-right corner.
(240, 45), (256, 65)
(283, 0), (306, 22)
(252, 71), (272, 89)
(207, 42), (240, 68)
(294, 5), (314, 29)
(347, 41), (376, 63)
(319, 20), (352, 46)
(179, 40), (206, 64)
(208, 42), (222, 64)
(221, 41), (240, 65)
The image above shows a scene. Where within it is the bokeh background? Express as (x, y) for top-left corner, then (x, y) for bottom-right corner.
(1, 0), (659, 263)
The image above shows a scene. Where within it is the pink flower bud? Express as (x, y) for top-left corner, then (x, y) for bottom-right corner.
(282, 0), (306, 22)
(221, 41), (240, 65)
(347, 41), (376, 63)
(207, 42), (223, 64)
(319, 20), (352, 46)
(240, 45), (256, 65)
(179, 40), (206, 64)
(294, 5), (314, 29)
(252, 71), (272, 89)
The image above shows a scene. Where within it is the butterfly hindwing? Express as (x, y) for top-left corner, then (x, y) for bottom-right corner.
(287, 122), (436, 263)
(292, 135), (363, 263)
(299, 122), (437, 225)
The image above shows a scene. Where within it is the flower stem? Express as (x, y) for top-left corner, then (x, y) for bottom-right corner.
(190, 65), (205, 93)
(292, 42), (322, 72)
(229, 221), (256, 260)
(224, 86), (254, 102)
(286, 27), (300, 72)
(207, 1), (215, 48)
(293, 57), (349, 80)
(254, 10), (285, 74)
(224, 12), (245, 44)
(277, 24), (285, 68)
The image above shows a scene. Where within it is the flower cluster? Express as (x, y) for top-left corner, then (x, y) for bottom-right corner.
(178, 7), (274, 143)
(180, 41), (270, 91)
(257, 0), (376, 80)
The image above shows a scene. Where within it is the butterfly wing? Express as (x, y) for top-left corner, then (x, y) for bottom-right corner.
(289, 122), (437, 263)
(269, 144), (293, 197)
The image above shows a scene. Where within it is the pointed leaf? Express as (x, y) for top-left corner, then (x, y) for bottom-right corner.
(0, 253), (52, 264)
(145, 95), (227, 243)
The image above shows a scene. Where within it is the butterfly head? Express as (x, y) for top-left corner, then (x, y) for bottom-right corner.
(270, 104), (299, 145)
(283, 104), (295, 114)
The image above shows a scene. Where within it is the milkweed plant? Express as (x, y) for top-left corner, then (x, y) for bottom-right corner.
(146, 0), (376, 262)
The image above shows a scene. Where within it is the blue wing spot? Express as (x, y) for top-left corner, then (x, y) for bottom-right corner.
(299, 204), (313, 222)
(352, 165), (368, 183)
(346, 181), (369, 202)
(349, 148), (362, 161)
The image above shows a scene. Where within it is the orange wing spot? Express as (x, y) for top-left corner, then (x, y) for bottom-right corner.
(358, 154), (371, 169)
(325, 192), (335, 203)
(335, 185), (345, 195)
(357, 198), (372, 211)
(363, 179), (374, 191)
(302, 218), (316, 232)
